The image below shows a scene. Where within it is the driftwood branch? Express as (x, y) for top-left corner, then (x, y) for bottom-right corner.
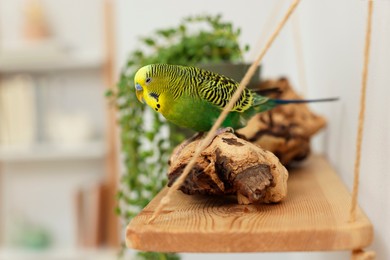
(168, 132), (288, 204)
(238, 78), (327, 165)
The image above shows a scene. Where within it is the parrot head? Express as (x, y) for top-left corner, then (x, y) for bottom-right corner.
(134, 64), (169, 104)
(134, 64), (176, 109)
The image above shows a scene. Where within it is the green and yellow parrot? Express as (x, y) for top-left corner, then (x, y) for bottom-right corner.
(134, 64), (336, 132)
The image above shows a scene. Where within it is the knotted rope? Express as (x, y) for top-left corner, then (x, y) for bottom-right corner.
(349, 0), (373, 223)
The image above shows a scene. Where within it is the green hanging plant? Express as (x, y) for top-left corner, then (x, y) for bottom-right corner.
(107, 14), (249, 259)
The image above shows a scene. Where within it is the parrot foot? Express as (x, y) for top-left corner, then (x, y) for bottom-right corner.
(171, 132), (205, 161)
(187, 131), (205, 143)
(171, 128), (234, 162)
(204, 127), (235, 148)
(215, 127), (234, 135)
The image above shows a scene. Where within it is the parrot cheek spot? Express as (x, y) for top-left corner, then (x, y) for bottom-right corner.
(149, 92), (159, 101)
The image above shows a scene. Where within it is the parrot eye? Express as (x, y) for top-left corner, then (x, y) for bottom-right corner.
(145, 77), (151, 84)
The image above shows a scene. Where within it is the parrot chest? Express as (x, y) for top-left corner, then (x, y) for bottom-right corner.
(160, 94), (244, 132)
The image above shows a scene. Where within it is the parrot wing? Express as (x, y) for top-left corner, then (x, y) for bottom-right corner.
(197, 73), (253, 112)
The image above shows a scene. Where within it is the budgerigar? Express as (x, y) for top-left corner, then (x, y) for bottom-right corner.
(134, 64), (336, 132)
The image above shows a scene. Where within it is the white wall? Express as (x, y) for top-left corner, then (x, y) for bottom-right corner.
(115, 0), (389, 259)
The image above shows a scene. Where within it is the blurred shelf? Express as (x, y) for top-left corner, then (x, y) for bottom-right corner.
(0, 41), (104, 73)
(0, 53), (104, 73)
(0, 248), (116, 260)
(0, 141), (106, 162)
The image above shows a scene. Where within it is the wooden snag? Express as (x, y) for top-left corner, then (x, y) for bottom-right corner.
(238, 78), (327, 165)
(167, 132), (288, 204)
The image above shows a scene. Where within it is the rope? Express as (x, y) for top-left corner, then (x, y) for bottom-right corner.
(349, 0), (373, 223)
(148, 0), (301, 224)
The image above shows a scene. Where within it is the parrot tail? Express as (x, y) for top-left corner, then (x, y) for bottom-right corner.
(252, 97), (339, 114)
(270, 97), (339, 105)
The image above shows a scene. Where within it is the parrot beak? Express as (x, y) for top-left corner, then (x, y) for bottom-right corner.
(136, 91), (144, 104)
(135, 83), (144, 103)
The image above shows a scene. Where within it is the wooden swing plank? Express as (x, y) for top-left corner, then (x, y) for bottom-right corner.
(126, 155), (373, 253)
